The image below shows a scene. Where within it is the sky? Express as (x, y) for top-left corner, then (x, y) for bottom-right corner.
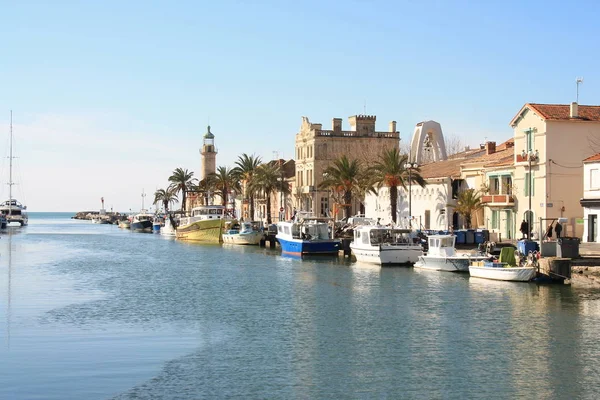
(1, 0), (600, 212)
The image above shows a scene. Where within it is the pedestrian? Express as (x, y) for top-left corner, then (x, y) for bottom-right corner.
(546, 223), (553, 240)
(555, 221), (563, 238)
(520, 219), (529, 239)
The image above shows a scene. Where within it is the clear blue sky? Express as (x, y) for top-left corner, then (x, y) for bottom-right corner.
(1, 0), (599, 211)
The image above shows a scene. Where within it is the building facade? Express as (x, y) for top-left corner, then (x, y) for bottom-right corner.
(581, 154), (600, 242)
(510, 102), (600, 238)
(294, 115), (399, 218)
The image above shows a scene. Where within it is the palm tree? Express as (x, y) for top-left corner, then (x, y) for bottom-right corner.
(449, 188), (484, 229)
(153, 188), (179, 212)
(370, 148), (426, 224)
(318, 155), (362, 219)
(249, 163), (290, 224)
(210, 166), (241, 208)
(168, 168), (196, 213)
(233, 153), (262, 220)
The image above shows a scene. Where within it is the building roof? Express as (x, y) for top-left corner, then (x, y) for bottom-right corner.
(203, 125), (215, 139)
(461, 138), (514, 169)
(584, 153), (600, 163)
(418, 148), (484, 180)
(510, 103), (600, 126)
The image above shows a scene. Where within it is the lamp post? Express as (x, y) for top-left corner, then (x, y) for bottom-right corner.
(403, 160), (419, 227)
(521, 148), (539, 240)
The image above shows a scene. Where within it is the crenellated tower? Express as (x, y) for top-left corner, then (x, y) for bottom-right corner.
(200, 125), (217, 180)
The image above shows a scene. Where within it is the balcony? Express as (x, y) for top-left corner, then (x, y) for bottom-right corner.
(482, 194), (515, 206)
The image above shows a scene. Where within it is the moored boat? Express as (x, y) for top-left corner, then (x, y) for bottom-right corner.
(176, 205), (232, 243)
(130, 211), (153, 232)
(161, 214), (177, 237)
(1, 113), (28, 227)
(152, 216), (163, 233)
(350, 225), (422, 265)
(223, 221), (265, 245)
(414, 234), (491, 272)
(468, 247), (536, 282)
(118, 219), (131, 229)
(276, 216), (340, 256)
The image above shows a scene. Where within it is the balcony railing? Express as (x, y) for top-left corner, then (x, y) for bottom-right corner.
(482, 194), (515, 205)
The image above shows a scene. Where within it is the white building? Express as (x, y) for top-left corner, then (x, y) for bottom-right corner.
(581, 153), (600, 242)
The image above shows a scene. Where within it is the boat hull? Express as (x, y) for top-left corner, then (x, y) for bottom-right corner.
(414, 255), (491, 272)
(130, 220), (153, 232)
(469, 266), (536, 282)
(152, 223), (161, 233)
(222, 231), (264, 245)
(350, 245), (422, 265)
(176, 218), (224, 243)
(277, 236), (340, 256)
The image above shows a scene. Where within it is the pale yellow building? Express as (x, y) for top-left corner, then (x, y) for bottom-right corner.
(510, 102), (600, 238)
(294, 115), (399, 217)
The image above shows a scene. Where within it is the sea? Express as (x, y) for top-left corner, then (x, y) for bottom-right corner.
(1, 212), (600, 399)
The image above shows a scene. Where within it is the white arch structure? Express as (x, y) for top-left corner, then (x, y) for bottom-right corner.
(409, 120), (448, 164)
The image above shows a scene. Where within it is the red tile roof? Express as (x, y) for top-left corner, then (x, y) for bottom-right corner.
(511, 103), (600, 126)
(584, 153), (600, 162)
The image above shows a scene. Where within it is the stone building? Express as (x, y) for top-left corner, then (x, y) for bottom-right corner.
(294, 115), (399, 217)
(200, 125), (217, 180)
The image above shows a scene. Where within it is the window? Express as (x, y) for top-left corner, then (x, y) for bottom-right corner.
(524, 172), (535, 196)
(320, 197), (329, 216)
(492, 210), (499, 229)
(591, 169), (600, 189)
(526, 130), (533, 152)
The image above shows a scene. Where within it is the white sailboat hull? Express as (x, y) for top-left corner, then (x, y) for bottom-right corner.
(469, 266), (536, 282)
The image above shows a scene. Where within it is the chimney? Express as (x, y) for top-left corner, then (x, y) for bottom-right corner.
(485, 141), (496, 155)
(506, 141), (514, 148)
(332, 118), (342, 132)
(570, 102), (579, 118)
(389, 121), (397, 133)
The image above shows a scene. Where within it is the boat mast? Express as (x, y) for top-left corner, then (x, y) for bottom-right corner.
(141, 189), (146, 211)
(8, 111), (13, 217)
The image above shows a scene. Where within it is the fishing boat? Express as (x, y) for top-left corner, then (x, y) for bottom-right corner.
(176, 205), (232, 243)
(223, 221), (265, 245)
(118, 219), (131, 229)
(469, 247), (536, 282)
(350, 225), (422, 265)
(152, 216), (163, 233)
(414, 234), (491, 272)
(130, 211), (154, 232)
(276, 215), (340, 256)
(0, 112), (28, 226)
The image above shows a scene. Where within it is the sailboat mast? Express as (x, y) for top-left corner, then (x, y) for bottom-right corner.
(9, 111), (13, 216)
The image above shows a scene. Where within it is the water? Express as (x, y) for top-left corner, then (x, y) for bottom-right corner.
(2, 213), (600, 399)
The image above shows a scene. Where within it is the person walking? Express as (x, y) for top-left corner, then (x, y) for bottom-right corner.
(520, 219), (529, 239)
(546, 223), (553, 240)
(555, 221), (563, 238)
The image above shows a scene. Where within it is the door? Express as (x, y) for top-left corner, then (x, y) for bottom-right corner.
(505, 210), (513, 240)
(588, 214), (597, 242)
(424, 210), (431, 230)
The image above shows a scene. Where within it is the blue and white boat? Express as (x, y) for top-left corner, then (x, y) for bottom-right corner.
(276, 215), (340, 256)
(152, 216), (163, 233)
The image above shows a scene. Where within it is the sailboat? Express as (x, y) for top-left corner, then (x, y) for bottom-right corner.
(0, 111), (28, 226)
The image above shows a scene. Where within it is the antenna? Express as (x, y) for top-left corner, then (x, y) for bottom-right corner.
(273, 150), (278, 161)
(576, 77), (584, 103)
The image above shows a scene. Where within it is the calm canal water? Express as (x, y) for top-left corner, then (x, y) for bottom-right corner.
(2, 213), (600, 399)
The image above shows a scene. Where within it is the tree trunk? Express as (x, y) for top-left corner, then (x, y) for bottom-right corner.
(465, 213), (471, 229)
(182, 190), (187, 213)
(250, 195), (255, 220)
(344, 191), (352, 219)
(390, 185), (398, 224)
(266, 190), (272, 224)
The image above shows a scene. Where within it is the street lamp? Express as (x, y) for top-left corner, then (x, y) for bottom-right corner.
(521, 148), (539, 240)
(403, 160), (419, 227)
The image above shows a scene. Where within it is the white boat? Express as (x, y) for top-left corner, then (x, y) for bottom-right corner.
(160, 214), (177, 236)
(350, 225), (422, 265)
(468, 247), (536, 282)
(414, 234), (491, 272)
(468, 263), (536, 282)
(0, 112), (28, 226)
(223, 221), (265, 245)
(276, 215), (340, 255)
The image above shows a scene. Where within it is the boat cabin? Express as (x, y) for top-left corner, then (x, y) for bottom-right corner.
(354, 227), (413, 246)
(426, 235), (457, 257)
(190, 206), (225, 219)
(278, 219), (331, 240)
